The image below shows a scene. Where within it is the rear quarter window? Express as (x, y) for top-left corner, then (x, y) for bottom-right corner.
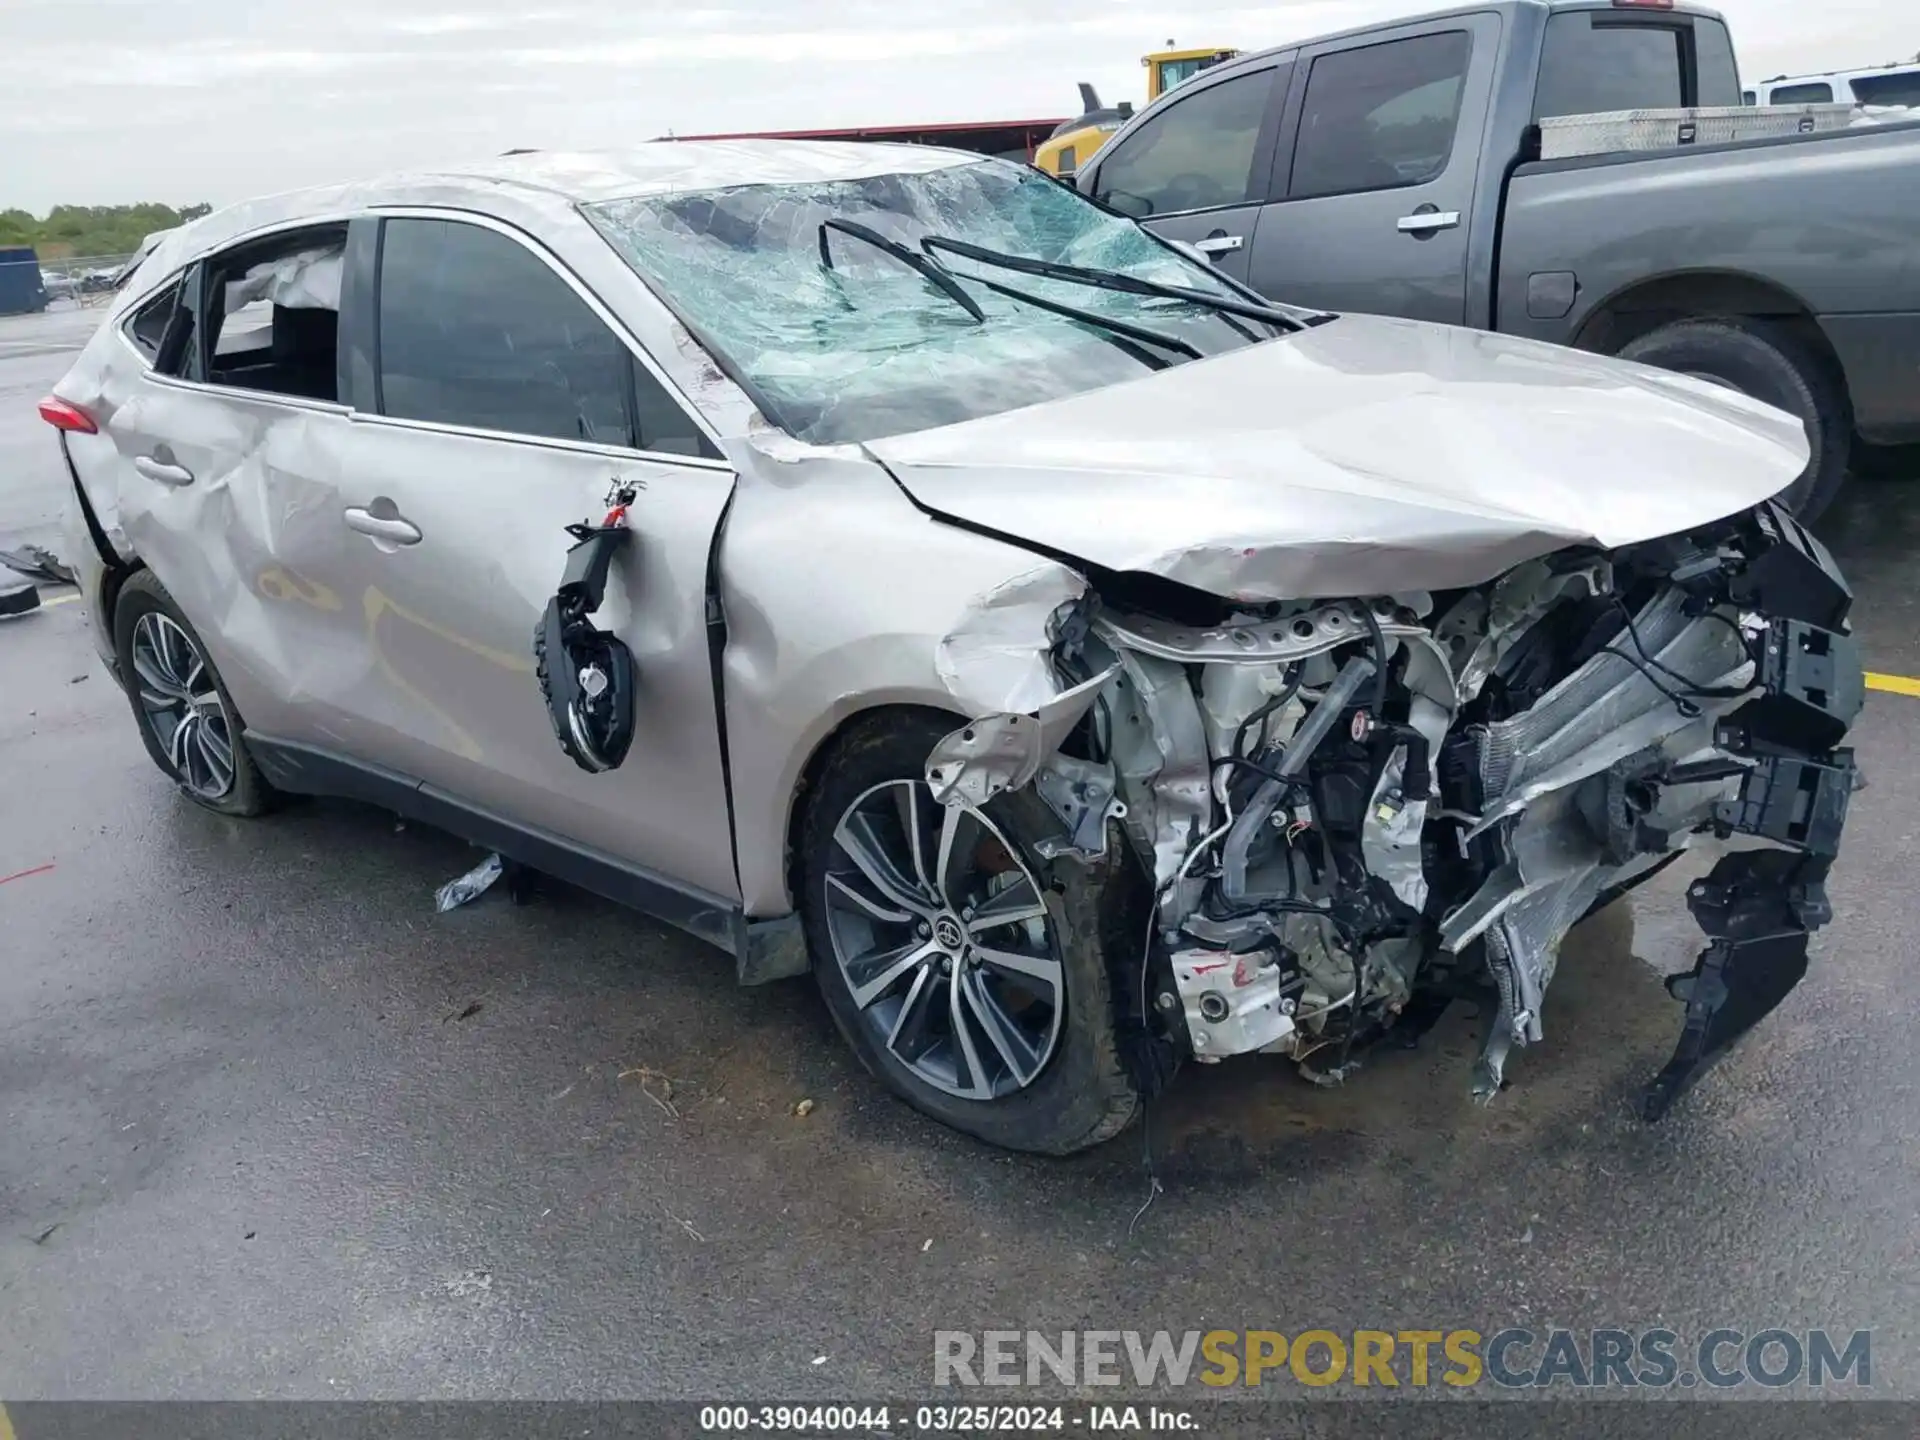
(124, 281), (182, 362)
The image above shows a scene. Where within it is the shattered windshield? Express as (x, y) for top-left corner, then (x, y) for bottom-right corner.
(584, 159), (1275, 445)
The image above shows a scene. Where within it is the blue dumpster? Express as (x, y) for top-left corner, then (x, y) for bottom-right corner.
(0, 245), (51, 316)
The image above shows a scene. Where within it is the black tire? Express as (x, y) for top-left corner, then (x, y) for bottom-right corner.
(797, 710), (1142, 1155)
(1617, 317), (1850, 522)
(113, 569), (274, 817)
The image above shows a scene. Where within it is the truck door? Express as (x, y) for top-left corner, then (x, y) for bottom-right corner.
(1080, 62), (1290, 287)
(1245, 13), (1500, 325)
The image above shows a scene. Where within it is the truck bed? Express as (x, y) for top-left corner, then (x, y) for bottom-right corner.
(1496, 117), (1920, 442)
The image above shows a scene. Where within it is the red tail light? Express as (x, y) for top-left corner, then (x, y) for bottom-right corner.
(37, 395), (97, 434)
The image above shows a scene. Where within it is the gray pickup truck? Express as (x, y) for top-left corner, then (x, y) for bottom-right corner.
(1075, 0), (1920, 519)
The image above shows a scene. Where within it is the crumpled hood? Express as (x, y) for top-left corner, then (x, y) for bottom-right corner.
(865, 313), (1808, 598)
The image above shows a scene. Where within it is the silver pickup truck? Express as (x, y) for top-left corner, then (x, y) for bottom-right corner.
(1075, 0), (1920, 520)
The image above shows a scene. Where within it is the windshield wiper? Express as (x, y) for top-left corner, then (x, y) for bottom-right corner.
(941, 267), (1200, 364)
(817, 217), (1192, 368)
(818, 219), (985, 323)
(921, 234), (1314, 333)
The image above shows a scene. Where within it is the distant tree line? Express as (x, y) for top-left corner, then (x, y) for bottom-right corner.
(0, 202), (213, 259)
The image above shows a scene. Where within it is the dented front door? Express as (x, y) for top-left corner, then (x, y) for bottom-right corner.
(280, 212), (741, 898)
(305, 422), (740, 898)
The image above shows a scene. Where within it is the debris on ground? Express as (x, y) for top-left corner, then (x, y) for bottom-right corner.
(0, 544), (75, 586)
(0, 579), (40, 618)
(30, 1223), (59, 1246)
(619, 1065), (682, 1118)
(792, 1098), (816, 1118)
(0, 862), (57, 886)
(444, 1000), (485, 1023)
(435, 852), (504, 911)
(662, 1206), (706, 1242)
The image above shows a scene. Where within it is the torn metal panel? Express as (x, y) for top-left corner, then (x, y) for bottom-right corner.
(924, 665), (1118, 809)
(932, 563), (1088, 716)
(1104, 647), (1212, 893)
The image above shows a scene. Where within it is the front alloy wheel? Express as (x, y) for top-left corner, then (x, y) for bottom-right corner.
(823, 779), (1065, 1101)
(130, 610), (235, 801)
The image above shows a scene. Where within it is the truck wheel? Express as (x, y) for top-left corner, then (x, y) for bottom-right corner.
(1617, 318), (1849, 522)
(797, 710), (1141, 1155)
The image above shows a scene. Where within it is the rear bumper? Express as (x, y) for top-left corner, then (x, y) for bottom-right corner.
(1818, 311), (1920, 444)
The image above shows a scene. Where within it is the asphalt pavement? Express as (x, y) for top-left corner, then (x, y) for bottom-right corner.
(2, 306), (1918, 1404)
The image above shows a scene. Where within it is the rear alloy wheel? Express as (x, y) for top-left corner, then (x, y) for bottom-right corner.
(131, 612), (236, 801)
(113, 569), (274, 817)
(799, 711), (1141, 1155)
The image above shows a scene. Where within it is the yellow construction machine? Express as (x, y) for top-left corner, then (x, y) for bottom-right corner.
(1034, 44), (1240, 178)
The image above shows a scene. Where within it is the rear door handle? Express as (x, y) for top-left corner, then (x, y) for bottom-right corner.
(1193, 234), (1244, 255)
(133, 455), (194, 487)
(1396, 210), (1461, 234)
(343, 506), (422, 546)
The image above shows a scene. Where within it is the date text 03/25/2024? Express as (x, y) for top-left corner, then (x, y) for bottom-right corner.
(699, 1405), (1194, 1432)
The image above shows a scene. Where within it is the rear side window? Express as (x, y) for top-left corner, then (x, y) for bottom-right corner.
(1290, 32), (1472, 200)
(1536, 15), (1682, 117)
(1769, 82), (1835, 105)
(125, 281), (182, 361)
(1851, 72), (1920, 107)
(1091, 69), (1278, 217)
(375, 218), (711, 455)
(201, 224), (347, 401)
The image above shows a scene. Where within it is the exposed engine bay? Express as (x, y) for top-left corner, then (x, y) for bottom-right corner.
(925, 500), (1862, 1117)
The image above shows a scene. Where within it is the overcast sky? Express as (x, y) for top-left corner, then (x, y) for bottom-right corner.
(2, 0), (1913, 212)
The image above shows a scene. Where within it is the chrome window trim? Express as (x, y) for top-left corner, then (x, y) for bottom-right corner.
(136, 370), (735, 473)
(346, 407), (735, 471)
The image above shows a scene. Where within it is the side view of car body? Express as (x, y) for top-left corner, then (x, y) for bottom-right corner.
(47, 142), (1862, 1153)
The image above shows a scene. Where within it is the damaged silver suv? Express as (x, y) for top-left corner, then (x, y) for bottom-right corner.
(46, 142), (1862, 1153)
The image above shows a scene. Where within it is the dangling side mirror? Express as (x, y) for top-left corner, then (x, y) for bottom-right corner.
(536, 488), (641, 773)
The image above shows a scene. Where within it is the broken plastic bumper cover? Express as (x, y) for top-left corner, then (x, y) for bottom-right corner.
(1638, 505), (1861, 1120)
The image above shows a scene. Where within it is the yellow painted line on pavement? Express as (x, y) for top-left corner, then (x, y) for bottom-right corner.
(0, 1398), (18, 1440)
(1867, 671), (1920, 697)
(40, 592), (79, 607)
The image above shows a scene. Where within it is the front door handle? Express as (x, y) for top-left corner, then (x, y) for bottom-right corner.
(343, 506), (422, 546)
(133, 454), (194, 487)
(1193, 233), (1245, 255)
(1396, 209), (1461, 234)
